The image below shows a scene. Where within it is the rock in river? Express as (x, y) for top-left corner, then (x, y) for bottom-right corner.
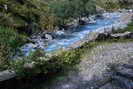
(42, 33), (53, 40)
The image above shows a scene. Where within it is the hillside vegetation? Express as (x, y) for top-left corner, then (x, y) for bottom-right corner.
(0, 0), (132, 82)
(96, 0), (133, 10)
(0, 0), (132, 33)
(0, 0), (96, 33)
(0, 0), (96, 69)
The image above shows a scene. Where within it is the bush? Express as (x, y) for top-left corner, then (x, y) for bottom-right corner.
(0, 26), (27, 71)
(0, 26), (27, 49)
(9, 49), (81, 77)
(96, 0), (132, 11)
(0, 44), (11, 71)
(0, 0), (97, 32)
(0, 0), (57, 32)
(56, 49), (81, 65)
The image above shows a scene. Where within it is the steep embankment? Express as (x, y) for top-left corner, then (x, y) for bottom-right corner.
(43, 42), (133, 89)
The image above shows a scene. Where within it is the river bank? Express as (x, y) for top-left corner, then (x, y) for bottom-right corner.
(1, 38), (133, 89)
(0, 10), (132, 86)
(42, 42), (133, 89)
(20, 11), (132, 57)
(0, 30), (133, 82)
(54, 11), (133, 51)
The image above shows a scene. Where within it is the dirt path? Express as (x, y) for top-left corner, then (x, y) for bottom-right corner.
(44, 42), (133, 89)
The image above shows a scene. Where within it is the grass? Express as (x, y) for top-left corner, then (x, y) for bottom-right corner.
(1, 20), (133, 88)
(82, 38), (133, 58)
(1, 37), (133, 89)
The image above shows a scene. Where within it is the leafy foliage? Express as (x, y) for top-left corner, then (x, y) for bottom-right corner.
(0, 0), (56, 33)
(49, 0), (96, 26)
(0, 0), (97, 32)
(9, 48), (81, 77)
(0, 44), (11, 71)
(0, 0), (132, 32)
(56, 49), (81, 65)
(0, 26), (27, 70)
(0, 26), (27, 49)
(96, 0), (133, 11)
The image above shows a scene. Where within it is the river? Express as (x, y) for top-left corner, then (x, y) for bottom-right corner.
(21, 12), (130, 56)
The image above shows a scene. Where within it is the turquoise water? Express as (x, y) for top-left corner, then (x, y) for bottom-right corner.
(22, 12), (124, 56)
(43, 14), (119, 52)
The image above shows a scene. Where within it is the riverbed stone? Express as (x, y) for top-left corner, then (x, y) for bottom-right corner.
(0, 70), (16, 82)
(111, 31), (133, 39)
(43, 33), (53, 40)
(79, 19), (88, 25)
(94, 31), (133, 41)
(23, 62), (36, 70)
(95, 33), (111, 41)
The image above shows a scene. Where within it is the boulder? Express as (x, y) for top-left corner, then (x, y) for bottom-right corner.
(0, 70), (16, 82)
(111, 31), (133, 39)
(88, 18), (96, 24)
(111, 64), (133, 79)
(94, 32), (133, 41)
(45, 34), (53, 40)
(56, 31), (65, 36)
(95, 33), (111, 41)
(95, 14), (104, 19)
(79, 17), (96, 25)
(59, 25), (72, 30)
(24, 62), (35, 70)
(41, 33), (53, 40)
(79, 19), (88, 25)
(86, 62), (133, 89)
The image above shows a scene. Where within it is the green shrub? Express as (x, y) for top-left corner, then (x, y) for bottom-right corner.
(8, 42), (99, 77)
(0, 0), (97, 32)
(9, 48), (81, 77)
(0, 26), (27, 70)
(9, 58), (26, 76)
(0, 44), (11, 71)
(96, 0), (132, 11)
(56, 49), (81, 65)
(9, 49), (59, 77)
(0, 26), (27, 49)
(125, 22), (133, 32)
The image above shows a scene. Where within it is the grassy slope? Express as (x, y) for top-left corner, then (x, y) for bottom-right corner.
(1, 21), (133, 88)
(2, 39), (133, 89)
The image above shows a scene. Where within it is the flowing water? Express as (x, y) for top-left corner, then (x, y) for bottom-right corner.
(21, 12), (128, 56)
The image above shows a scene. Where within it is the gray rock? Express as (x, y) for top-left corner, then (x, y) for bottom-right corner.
(94, 32), (133, 41)
(0, 70), (16, 82)
(79, 19), (88, 25)
(82, 63), (133, 89)
(112, 76), (133, 89)
(111, 31), (133, 39)
(44, 33), (53, 40)
(95, 33), (111, 41)
(23, 62), (35, 69)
